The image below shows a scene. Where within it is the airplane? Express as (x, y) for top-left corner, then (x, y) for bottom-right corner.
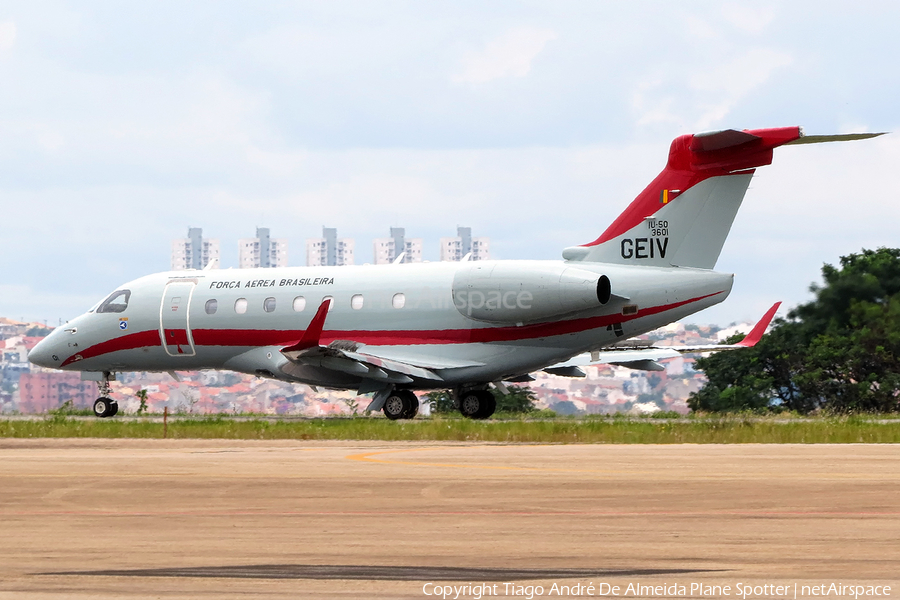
(28, 126), (884, 419)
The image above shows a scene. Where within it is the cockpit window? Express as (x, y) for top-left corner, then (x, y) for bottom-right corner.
(96, 290), (131, 313)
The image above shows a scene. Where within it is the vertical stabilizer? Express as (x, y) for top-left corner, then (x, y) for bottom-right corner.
(563, 127), (804, 269)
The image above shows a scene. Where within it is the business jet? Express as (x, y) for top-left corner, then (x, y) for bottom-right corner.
(28, 126), (883, 419)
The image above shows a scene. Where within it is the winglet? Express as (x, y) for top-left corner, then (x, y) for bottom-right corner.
(282, 298), (331, 352)
(735, 301), (781, 347)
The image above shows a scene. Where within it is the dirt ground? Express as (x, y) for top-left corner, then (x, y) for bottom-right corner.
(0, 439), (897, 599)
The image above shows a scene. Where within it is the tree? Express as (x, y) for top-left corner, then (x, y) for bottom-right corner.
(689, 248), (900, 414)
(495, 385), (538, 413)
(424, 390), (455, 414)
(136, 389), (149, 415)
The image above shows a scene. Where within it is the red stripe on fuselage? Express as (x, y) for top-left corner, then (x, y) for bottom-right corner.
(61, 291), (725, 365)
(60, 329), (161, 367)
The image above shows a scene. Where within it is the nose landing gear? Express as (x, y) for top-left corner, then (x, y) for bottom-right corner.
(92, 371), (118, 418)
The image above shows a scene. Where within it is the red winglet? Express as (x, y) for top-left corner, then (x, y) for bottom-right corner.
(735, 302), (781, 347)
(282, 298), (331, 353)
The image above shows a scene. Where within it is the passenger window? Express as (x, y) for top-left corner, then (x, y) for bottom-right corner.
(264, 297), (276, 313)
(392, 293), (405, 309)
(234, 298), (248, 314)
(351, 294), (364, 310)
(323, 296), (335, 311)
(97, 290), (131, 314)
(292, 296), (306, 312)
(205, 299), (218, 315)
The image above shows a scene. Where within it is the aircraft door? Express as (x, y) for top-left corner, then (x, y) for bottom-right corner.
(160, 281), (197, 357)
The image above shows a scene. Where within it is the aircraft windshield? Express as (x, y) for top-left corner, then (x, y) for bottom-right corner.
(96, 290), (131, 314)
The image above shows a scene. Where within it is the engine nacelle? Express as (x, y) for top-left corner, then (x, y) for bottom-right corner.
(451, 262), (611, 324)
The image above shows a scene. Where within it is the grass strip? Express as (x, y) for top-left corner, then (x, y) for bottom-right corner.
(1, 416), (898, 443)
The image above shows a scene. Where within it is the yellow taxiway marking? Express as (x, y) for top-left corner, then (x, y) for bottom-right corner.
(344, 446), (632, 474)
(343, 446), (897, 480)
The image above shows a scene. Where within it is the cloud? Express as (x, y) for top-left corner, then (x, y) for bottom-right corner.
(245, 146), (309, 176)
(0, 21), (16, 52)
(452, 27), (557, 84)
(721, 3), (778, 34)
(633, 47), (794, 131)
(689, 47), (793, 128)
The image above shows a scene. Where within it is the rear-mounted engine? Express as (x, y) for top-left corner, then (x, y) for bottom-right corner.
(451, 262), (611, 324)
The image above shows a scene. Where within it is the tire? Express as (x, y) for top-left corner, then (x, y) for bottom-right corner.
(108, 402), (119, 417)
(459, 390), (496, 420)
(398, 390), (419, 419)
(383, 393), (410, 420)
(93, 397), (111, 418)
(474, 390), (496, 419)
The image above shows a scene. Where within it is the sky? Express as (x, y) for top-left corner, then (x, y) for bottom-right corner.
(1, 1), (899, 326)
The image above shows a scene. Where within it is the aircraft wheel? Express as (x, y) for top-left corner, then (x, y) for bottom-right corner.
(383, 392), (411, 420)
(459, 390), (495, 419)
(459, 390), (496, 419)
(474, 390), (496, 419)
(398, 390), (419, 419)
(93, 397), (113, 418)
(108, 402), (119, 417)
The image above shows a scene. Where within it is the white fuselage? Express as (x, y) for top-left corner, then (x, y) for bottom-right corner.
(29, 260), (732, 390)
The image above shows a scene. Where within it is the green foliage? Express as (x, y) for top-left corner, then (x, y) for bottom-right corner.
(495, 385), (538, 413)
(424, 390), (456, 414)
(136, 389), (149, 416)
(648, 410), (683, 419)
(47, 400), (92, 417)
(342, 396), (360, 416)
(2, 414), (900, 443)
(25, 326), (52, 336)
(690, 248), (900, 414)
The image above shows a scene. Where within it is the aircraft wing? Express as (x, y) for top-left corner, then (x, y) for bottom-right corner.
(543, 302), (781, 374)
(280, 299), (448, 384)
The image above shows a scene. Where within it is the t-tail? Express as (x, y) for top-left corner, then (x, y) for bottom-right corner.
(563, 127), (885, 269)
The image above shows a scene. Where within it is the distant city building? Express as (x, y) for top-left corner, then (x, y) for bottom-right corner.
(171, 228), (220, 270)
(306, 227), (354, 266)
(440, 226), (489, 261)
(18, 372), (94, 413)
(373, 227), (423, 264)
(238, 227), (288, 269)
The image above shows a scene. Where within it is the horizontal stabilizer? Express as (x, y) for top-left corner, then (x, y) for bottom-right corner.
(690, 129), (761, 152)
(609, 359), (665, 372)
(543, 366), (587, 377)
(543, 302), (780, 372)
(785, 132), (887, 145)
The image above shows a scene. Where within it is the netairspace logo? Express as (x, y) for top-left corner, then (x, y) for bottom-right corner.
(421, 581), (893, 600)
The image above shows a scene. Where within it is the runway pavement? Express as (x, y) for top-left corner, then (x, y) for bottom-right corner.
(0, 439), (897, 599)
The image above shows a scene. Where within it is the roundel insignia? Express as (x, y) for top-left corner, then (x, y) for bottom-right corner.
(119, 318), (128, 330)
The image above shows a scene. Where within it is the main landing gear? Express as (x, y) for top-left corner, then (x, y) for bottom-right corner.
(382, 389), (419, 420)
(93, 371), (118, 418)
(378, 387), (497, 420)
(457, 389), (496, 420)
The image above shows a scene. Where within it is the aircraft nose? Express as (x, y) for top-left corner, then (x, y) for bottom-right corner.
(28, 337), (61, 368)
